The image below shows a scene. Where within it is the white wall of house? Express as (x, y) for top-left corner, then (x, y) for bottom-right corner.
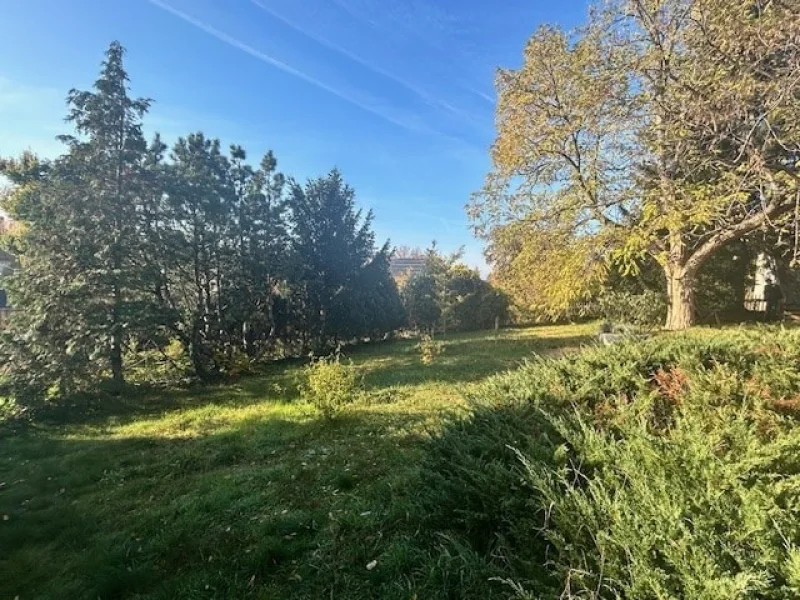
(745, 253), (777, 312)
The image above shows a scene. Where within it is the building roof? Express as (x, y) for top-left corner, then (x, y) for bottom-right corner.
(389, 257), (426, 278)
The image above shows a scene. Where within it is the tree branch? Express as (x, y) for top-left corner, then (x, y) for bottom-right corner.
(684, 198), (792, 274)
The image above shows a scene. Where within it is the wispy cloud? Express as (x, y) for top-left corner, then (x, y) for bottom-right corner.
(250, 0), (481, 124)
(472, 89), (495, 105)
(330, 0), (496, 106)
(146, 0), (445, 137)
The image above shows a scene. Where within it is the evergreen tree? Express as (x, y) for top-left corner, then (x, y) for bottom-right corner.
(401, 273), (441, 333)
(160, 133), (233, 379)
(0, 42), (158, 396)
(290, 170), (388, 349)
(333, 243), (406, 339)
(0, 42), (410, 400)
(230, 149), (289, 357)
(400, 244), (509, 333)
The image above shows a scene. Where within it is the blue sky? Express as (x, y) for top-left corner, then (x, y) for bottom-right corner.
(0, 0), (588, 272)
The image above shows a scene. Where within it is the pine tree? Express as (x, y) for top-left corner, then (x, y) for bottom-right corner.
(160, 133), (233, 379)
(0, 42), (409, 399)
(229, 149), (289, 357)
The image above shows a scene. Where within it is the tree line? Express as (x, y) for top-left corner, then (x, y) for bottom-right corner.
(0, 42), (406, 400)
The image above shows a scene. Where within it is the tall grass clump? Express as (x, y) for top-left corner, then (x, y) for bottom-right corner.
(415, 327), (800, 599)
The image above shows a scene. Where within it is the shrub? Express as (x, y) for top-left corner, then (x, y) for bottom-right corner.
(402, 273), (441, 332)
(594, 289), (667, 330)
(125, 339), (192, 385)
(415, 327), (800, 599)
(446, 278), (511, 332)
(416, 334), (444, 366)
(216, 347), (254, 378)
(302, 352), (360, 418)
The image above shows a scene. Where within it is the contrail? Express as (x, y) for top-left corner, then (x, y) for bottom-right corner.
(145, 0), (435, 135)
(330, 0), (496, 107)
(250, 0), (481, 124)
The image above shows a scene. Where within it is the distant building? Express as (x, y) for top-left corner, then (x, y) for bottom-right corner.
(744, 252), (800, 319)
(744, 253), (777, 313)
(389, 257), (426, 279)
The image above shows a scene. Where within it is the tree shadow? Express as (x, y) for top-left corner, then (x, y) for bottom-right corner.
(6, 359), (306, 432)
(8, 331), (591, 432)
(0, 406), (435, 599)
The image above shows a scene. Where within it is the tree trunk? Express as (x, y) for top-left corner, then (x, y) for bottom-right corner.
(110, 334), (124, 387)
(665, 267), (696, 330)
(110, 283), (125, 389)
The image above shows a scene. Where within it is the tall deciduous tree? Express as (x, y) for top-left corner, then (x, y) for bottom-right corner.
(471, 0), (800, 329)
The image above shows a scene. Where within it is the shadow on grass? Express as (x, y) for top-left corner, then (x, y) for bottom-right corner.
(7, 330), (591, 432)
(4, 360), (306, 432)
(0, 406), (435, 600)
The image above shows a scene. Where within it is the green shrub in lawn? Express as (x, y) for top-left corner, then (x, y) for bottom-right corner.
(416, 327), (800, 599)
(302, 353), (360, 418)
(594, 289), (667, 331)
(416, 333), (445, 366)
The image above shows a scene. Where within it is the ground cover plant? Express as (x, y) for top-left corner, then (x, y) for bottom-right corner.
(5, 324), (800, 599)
(418, 326), (800, 599)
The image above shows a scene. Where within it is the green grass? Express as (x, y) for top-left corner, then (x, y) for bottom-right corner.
(0, 323), (594, 600)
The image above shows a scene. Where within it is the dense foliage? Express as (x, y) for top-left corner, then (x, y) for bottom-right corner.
(594, 289), (666, 330)
(400, 245), (509, 333)
(416, 328), (800, 598)
(0, 43), (405, 402)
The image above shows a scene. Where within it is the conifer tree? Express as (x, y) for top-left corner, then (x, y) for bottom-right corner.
(290, 170), (397, 349)
(0, 42), (410, 400)
(160, 133), (233, 378)
(1, 42), (158, 396)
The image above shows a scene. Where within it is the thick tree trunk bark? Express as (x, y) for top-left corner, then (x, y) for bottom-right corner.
(665, 267), (696, 330)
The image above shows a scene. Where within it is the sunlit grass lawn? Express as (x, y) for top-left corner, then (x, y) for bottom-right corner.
(0, 323), (594, 599)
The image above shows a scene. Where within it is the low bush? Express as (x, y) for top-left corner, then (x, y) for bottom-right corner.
(415, 327), (800, 599)
(594, 289), (667, 330)
(301, 352), (360, 418)
(416, 334), (445, 366)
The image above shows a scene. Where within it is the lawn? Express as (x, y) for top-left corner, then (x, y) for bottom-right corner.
(0, 323), (594, 600)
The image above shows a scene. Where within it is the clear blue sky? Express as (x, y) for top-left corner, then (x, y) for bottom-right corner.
(0, 0), (587, 272)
